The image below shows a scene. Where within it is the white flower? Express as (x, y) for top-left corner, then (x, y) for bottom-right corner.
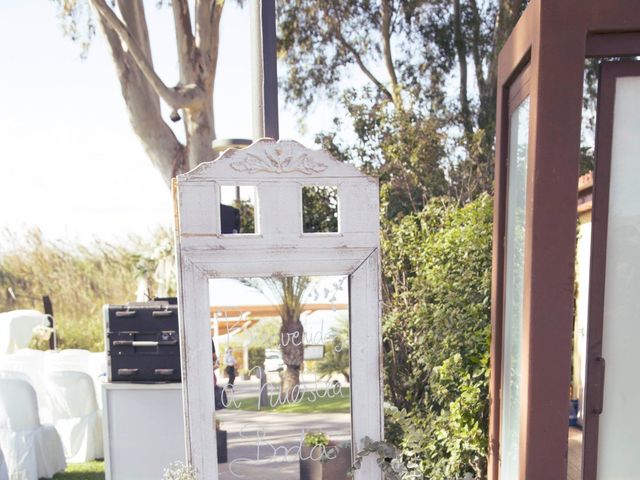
(162, 461), (198, 480)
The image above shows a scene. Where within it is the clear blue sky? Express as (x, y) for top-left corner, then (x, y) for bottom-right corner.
(0, 0), (334, 243)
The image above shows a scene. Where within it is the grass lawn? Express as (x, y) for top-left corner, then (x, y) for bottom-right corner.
(230, 387), (350, 413)
(50, 461), (105, 480)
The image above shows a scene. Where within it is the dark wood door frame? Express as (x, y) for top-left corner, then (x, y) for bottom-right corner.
(582, 60), (640, 480)
(490, 2), (640, 480)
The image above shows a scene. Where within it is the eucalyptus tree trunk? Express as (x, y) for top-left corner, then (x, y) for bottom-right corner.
(80, 0), (223, 185)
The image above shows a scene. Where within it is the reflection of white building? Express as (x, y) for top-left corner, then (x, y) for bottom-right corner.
(573, 171), (593, 425)
(208, 277), (348, 371)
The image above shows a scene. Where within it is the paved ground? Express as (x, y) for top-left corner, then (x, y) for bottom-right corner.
(215, 409), (351, 480)
(567, 427), (582, 480)
(214, 377), (584, 480)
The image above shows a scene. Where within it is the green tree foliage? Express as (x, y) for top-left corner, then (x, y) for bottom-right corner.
(0, 228), (174, 351)
(314, 318), (350, 382)
(317, 103), (450, 220)
(302, 186), (338, 233)
(382, 194), (493, 479)
(579, 58), (600, 176)
(278, 0), (529, 204)
(245, 317), (281, 349)
(248, 346), (266, 371)
(233, 198), (256, 234)
(376, 111), (449, 219)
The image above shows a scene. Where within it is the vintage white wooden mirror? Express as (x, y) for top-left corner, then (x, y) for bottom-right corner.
(173, 139), (383, 480)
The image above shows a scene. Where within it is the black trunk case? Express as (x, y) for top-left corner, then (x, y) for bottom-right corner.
(104, 303), (181, 382)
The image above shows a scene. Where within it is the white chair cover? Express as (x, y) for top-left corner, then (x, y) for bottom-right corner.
(6, 350), (46, 397)
(45, 371), (103, 463)
(0, 378), (66, 480)
(0, 445), (8, 480)
(57, 348), (91, 365)
(87, 352), (107, 409)
(45, 349), (107, 412)
(58, 348), (89, 357)
(0, 311), (47, 355)
(0, 352), (51, 424)
(0, 371), (29, 382)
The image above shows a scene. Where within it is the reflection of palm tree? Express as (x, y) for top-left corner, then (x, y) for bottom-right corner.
(315, 319), (350, 382)
(241, 276), (312, 399)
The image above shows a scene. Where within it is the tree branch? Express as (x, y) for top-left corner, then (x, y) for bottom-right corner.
(334, 29), (394, 103)
(192, 0), (222, 96)
(90, 0), (200, 109)
(195, 0), (213, 53)
(180, 1), (221, 169)
(172, 0), (195, 83)
(326, 1), (393, 103)
(209, 1), (224, 82)
(117, 0), (152, 62)
(487, 0), (523, 99)
(97, 12), (187, 184)
(468, 0), (488, 101)
(453, 0), (474, 140)
(381, 0), (400, 106)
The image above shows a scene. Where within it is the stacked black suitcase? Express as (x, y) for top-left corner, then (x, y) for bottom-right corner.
(104, 299), (181, 382)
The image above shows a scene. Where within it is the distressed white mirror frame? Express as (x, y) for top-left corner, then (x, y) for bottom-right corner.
(173, 139), (383, 480)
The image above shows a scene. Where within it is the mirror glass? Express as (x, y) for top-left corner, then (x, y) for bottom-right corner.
(209, 275), (351, 479)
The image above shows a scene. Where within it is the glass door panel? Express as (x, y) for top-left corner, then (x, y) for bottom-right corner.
(500, 95), (530, 480)
(596, 72), (640, 479)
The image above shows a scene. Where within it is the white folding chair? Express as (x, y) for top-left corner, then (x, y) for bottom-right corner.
(45, 370), (103, 462)
(0, 444), (8, 480)
(0, 311), (47, 355)
(0, 378), (66, 480)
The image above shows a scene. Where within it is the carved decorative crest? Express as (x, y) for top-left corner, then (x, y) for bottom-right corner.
(230, 146), (328, 175)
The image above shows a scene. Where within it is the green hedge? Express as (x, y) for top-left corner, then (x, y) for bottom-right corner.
(382, 194), (493, 480)
(248, 346), (266, 371)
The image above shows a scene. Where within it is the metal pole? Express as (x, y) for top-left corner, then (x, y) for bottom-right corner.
(42, 295), (57, 350)
(250, 0), (279, 140)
